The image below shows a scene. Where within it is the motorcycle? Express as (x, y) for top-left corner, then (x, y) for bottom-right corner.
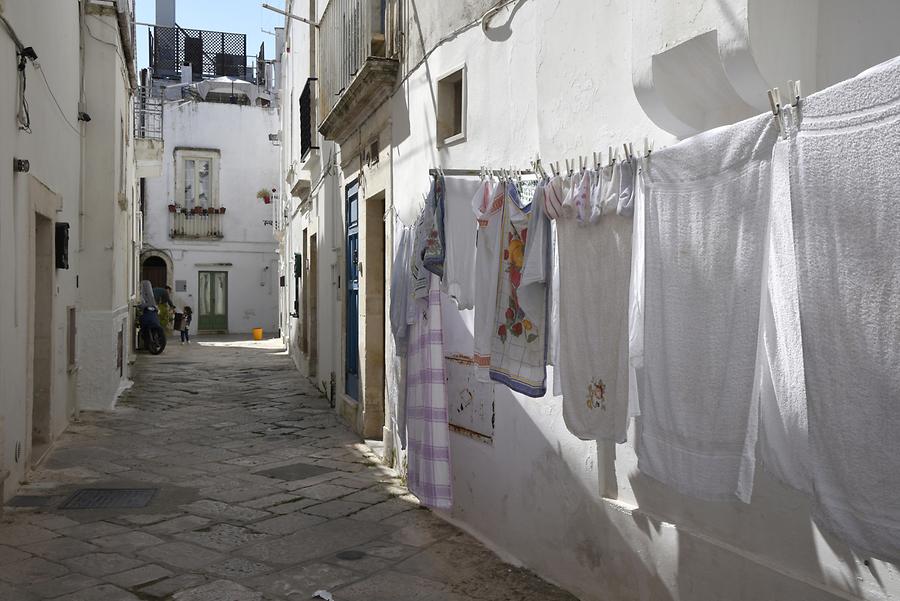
(138, 305), (167, 355)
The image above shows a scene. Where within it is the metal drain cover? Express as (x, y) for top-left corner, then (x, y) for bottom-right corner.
(6, 495), (59, 508)
(59, 488), (157, 509)
(256, 462), (335, 482)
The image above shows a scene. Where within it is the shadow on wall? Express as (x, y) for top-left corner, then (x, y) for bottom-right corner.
(435, 296), (880, 600)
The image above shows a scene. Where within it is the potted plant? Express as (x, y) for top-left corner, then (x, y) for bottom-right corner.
(167, 204), (176, 213)
(219, 206), (226, 214)
(257, 188), (272, 204)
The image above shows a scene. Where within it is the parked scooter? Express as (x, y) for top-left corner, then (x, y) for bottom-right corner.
(138, 280), (167, 355)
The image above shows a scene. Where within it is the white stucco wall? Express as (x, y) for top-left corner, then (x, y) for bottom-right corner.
(143, 100), (280, 334)
(384, 1), (900, 600)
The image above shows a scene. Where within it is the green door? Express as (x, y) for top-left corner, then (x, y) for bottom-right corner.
(198, 271), (228, 332)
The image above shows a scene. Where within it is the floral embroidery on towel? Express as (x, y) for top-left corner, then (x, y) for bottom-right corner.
(586, 378), (607, 410)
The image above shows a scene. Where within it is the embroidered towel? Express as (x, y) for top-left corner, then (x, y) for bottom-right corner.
(441, 177), (481, 310)
(489, 184), (548, 397)
(405, 274), (453, 509)
(787, 56), (900, 560)
(634, 113), (778, 501)
(472, 181), (505, 381)
(557, 210), (632, 442)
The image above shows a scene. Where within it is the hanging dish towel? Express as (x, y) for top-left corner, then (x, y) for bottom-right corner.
(472, 181), (505, 381)
(390, 218), (414, 355)
(405, 274), (453, 509)
(489, 184), (548, 397)
(634, 112), (778, 501)
(441, 178), (482, 310)
(422, 176), (446, 277)
(557, 210), (632, 442)
(785, 56), (900, 560)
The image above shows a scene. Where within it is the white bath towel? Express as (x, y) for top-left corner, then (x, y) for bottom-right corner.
(787, 56), (900, 560)
(633, 113), (778, 501)
(472, 181), (505, 381)
(557, 212), (632, 442)
(441, 178), (481, 311)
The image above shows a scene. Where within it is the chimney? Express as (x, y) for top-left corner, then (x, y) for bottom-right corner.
(181, 63), (192, 85)
(156, 0), (175, 27)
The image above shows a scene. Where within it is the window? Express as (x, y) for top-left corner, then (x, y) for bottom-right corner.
(437, 65), (466, 146)
(67, 306), (77, 371)
(175, 149), (220, 209)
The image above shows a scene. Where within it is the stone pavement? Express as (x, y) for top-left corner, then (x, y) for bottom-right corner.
(1, 336), (578, 600)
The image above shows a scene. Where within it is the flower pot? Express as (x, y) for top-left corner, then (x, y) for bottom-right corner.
(168, 204), (176, 213)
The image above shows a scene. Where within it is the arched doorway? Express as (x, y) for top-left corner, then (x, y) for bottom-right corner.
(141, 256), (168, 289)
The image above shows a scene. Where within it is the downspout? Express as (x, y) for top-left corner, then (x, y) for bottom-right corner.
(115, 0), (137, 90)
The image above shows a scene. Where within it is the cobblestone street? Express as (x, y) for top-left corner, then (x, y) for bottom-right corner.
(0, 337), (576, 600)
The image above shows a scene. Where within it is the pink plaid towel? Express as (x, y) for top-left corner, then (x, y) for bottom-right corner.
(405, 274), (453, 509)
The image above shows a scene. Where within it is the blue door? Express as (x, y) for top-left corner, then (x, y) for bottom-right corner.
(345, 181), (360, 400)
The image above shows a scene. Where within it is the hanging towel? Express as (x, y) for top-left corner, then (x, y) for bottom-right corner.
(405, 274), (453, 509)
(557, 208), (632, 442)
(422, 176), (446, 278)
(634, 113), (778, 501)
(617, 158), (636, 217)
(489, 184), (548, 397)
(390, 218), (414, 355)
(747, 139), (811, 494)
(409, 203), (431, 314)
(521, 181), (549, 288)
(785, 56), (900, 560)
(472, 181), (505, 381)
(544, 175), (565, 220)
(441, 177), (481, 310)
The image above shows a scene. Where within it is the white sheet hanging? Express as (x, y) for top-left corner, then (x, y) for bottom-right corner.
(441, 178), (482, 310)
(633, 113), (778, 502)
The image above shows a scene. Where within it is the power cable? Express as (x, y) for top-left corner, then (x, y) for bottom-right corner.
(34, 64), (82, 136)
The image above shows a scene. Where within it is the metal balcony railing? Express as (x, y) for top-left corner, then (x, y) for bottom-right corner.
(150, 25), (252, 82)
(318, 0), (398, 120)
(133, 86), (162, 139)
(170, 208), (225, 239)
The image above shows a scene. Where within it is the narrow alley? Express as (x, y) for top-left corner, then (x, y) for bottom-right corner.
(0, 337), (576, 600)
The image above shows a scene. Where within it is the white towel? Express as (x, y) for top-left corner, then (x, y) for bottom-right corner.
(441, 178), (481, 311)
(787, 55), (900, 560)
(472, 181), (505, 381)
(634, 113), (779, 501)
(557, 212), (632, 442)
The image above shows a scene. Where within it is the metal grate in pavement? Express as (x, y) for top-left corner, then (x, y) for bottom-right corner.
(6, 495), (59, 507)
(59, 488), (158, 509)
(256, 462), (334, 482)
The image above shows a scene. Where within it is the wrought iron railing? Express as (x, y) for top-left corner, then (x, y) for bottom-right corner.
(318, 0), (398, 120)
(169, 207), (225, 239)
(300, 78), (319, 159)
(150, 25), (252, 82)
(133, 86), (162, 139)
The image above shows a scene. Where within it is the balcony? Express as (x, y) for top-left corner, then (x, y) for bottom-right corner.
(150, 25), (254, 83)
(318, 0), (400, 144)
(169, 206), (225, 240)
(134, 86), (164, 178)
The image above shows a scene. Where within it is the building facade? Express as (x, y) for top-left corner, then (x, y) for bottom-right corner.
(276, 0), (900, 599)
(0, 0), (140, 498)
(141, 1), (280, 338)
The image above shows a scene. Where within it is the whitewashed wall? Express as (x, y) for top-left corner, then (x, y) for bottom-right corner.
(387, 1), (900, 599)
(144, 101), (280, 334)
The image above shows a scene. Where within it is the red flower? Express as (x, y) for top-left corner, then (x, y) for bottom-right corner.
(509, 269), (521, 288)
(505, 307), (515, 320)
(497, 324), (506, 336)
(511, 322), (523, 336)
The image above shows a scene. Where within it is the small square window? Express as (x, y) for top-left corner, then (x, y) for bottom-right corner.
(437, 65), (466, 146)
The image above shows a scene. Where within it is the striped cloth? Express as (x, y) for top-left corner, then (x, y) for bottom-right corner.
(405, 274), (453, 509)
(543, 175), (565, 219)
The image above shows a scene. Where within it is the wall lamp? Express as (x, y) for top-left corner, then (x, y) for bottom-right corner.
(261, 3), (319, 27)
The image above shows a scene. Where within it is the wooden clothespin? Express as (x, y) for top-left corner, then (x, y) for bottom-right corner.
(643, 136), (653, 158)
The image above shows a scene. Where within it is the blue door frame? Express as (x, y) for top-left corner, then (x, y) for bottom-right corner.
(345, 181), (360, 401)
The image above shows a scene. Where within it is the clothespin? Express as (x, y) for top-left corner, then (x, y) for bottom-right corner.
(554, 161), (560, 177)
(792, 80), (802, 106)
(623, 143), (630, 162)
(768, 87), (785, 136)
(643, 136), (653, 158)
(608, 146), (615, 166)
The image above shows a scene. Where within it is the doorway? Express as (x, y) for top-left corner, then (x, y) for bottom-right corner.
(141, 256), (167, 289)
(308, 233), (318, 377)
(198, 271), (228, 332)
(31, 214), (53, 462)
(363, 192), (386, 436)
(345, 181), (360, 401)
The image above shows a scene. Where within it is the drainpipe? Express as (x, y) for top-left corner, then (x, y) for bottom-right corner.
(115, 0), (137, 90)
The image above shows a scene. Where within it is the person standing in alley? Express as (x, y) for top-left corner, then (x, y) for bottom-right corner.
(180, 306), (193, 344)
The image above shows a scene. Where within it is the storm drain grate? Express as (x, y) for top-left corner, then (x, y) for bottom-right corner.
(256, 462), (334, 482)
(59, 488), (158, 509)
(6, 495), (59, 508)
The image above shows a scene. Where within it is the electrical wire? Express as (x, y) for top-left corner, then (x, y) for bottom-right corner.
(34, 64), (82, 136)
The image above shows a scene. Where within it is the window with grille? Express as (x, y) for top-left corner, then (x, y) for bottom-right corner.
(300, 78), (318, 159)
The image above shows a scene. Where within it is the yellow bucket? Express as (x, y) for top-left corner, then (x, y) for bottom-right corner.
(252, 328), (263, 341)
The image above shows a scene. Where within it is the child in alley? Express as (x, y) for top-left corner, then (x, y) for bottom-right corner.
(181, 306), (193, 344)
